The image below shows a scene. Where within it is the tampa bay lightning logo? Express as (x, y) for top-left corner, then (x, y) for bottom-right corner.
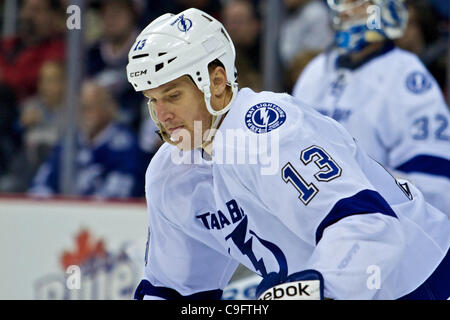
(226, 215), (288, 279)
(171, 14), (192, 33)
(245, 103), (286, 134)
(406, 71), (432, 94)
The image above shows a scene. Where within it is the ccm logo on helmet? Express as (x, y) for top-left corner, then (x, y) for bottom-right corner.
(129, 70), (147, 77)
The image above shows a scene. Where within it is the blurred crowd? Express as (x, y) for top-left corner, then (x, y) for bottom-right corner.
(0, 0), (448, 199)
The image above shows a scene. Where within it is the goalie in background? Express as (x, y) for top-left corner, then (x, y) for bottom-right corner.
(292, 0), (450, 215)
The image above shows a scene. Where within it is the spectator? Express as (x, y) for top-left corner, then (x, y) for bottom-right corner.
(29, 80), (148, 199)
(222, 0), (262, 91)
(17, 60), (67, 189)
(0, 0), (66, 102)
(279, 0), (333, 68)
(85, 0), (145, 131)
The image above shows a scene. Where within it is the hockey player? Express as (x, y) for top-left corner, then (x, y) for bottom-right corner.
(126, 8), (449, 300)
(292, 0), (450, 215)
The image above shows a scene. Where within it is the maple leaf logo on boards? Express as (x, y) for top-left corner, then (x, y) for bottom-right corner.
(60, 229), (107, 270)
(35, 228), (138, 299)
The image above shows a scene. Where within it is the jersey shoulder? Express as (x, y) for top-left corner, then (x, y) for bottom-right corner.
(379, 48), (447, 116)
(145, 143), (214, 225)
(146, 143), (173, 175)
(224, 88), (311, 136)
(145, 143), (212, 192)
(379, 48), (439, 96)
(221, 88), (349, 153)
(292, 52), (329, 97)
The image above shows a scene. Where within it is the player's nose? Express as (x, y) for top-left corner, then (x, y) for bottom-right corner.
(153, 100), (174, 123)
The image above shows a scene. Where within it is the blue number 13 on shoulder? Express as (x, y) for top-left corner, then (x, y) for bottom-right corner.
(282, 145), (342, 205)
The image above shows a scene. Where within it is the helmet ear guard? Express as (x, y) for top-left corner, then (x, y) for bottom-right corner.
(126, 8), (238, 148)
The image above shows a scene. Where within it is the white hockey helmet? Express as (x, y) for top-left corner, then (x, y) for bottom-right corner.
(126, 8), (238, 146)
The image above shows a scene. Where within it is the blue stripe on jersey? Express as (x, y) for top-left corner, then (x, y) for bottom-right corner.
(134, 279), (223, 300)
(315, 189), (397, 244)
(395, 155), (450, 179)
(398, 249), (450, 300)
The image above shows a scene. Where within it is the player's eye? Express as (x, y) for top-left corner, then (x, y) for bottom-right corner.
(168, 92), (181, 100)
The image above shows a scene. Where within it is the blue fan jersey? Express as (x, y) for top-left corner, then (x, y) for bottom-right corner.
(30, 123), (147, 198)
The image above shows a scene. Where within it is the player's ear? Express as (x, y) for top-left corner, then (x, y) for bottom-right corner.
(209, 66), (228, 97)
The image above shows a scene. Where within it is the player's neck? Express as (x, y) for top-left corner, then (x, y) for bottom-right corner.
(202, 113), (227, 157)
(203, 86), (233, 156)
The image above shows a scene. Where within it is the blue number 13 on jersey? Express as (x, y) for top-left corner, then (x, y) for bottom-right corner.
(282, 145), (342, 205)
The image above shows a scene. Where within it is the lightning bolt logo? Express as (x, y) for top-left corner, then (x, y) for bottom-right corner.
(226, 216), (267, 277)
(180, 16), (187, 32)
(172, 14), (192, 33)
(259, 107), (272, 127)
(246, 103), (286, 134)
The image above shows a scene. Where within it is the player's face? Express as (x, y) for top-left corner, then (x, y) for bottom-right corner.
(331, 0), (371, 27)
(143, 76), (212, 151)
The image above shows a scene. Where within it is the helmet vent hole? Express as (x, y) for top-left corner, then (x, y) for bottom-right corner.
(201, 14), (213, 22)
(167, 57), (177, 64)
(158, 52), (167, 56)
(155, 63), (164, 72)
(147, 81), (152, 85)
(132, 54), (149, 59)
(196, 71), (201, 76)
(221, 28), (231, 43)
(198, 77), (202, 82)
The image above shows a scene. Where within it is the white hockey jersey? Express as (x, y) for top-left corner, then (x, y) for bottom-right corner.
(140, 88), (449, 300)
(292, 43), (450, 215)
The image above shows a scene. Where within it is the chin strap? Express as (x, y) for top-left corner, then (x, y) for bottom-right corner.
(201, 82), (238, 148)
(148, 101), (177, 146)
(202, 82), (238, 117)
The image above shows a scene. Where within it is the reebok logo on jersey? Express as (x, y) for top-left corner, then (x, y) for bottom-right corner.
(245, 103), (286, 134)
(258, 280), (321, 300)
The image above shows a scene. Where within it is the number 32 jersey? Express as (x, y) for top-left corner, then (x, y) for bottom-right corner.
(142, 88), (449, 300)
(292, 45), (450, 215)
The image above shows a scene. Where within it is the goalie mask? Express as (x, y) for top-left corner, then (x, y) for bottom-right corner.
(327, 0), (408, 52)
(126, 8), (238, 147)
